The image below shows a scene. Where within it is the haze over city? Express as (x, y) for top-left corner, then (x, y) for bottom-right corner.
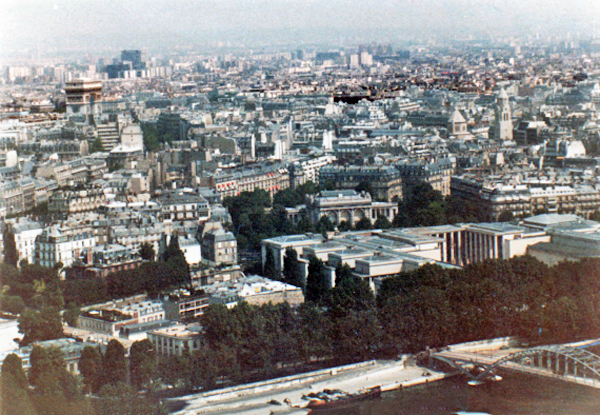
(2, 0), (600, 58)
(5, 1), (600, 415)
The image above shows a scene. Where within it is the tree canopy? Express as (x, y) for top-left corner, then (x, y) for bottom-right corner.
(2, 227), (18, 267)
(1, 353), (35, 415)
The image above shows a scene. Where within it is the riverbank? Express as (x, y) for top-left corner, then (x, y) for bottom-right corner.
(170, 358), (451, 415)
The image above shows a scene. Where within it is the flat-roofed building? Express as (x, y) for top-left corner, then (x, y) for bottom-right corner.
(163, 291), (210, 322)
(148, 324), (203, 357)
(78, 300), (165, 336)
(261, 234), (323, 275)
(206, 275), (305, 308)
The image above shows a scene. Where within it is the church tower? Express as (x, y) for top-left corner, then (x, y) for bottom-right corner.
(448, 108), (468, 138)
(494, 88), (513, 140)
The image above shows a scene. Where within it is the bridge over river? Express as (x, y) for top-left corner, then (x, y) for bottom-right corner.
(433, 343), (600, 389)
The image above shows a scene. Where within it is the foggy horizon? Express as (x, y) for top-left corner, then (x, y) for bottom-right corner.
(2, 0), (600, 58)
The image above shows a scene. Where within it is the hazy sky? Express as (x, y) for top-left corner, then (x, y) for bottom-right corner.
(2, 0), (599, 56)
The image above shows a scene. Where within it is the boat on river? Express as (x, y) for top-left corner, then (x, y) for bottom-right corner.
(306, 386), (381, 410)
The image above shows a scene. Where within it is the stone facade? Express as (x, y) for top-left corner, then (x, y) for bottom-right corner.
(306, 190), (397, 225)
(319, 165), (402, 201)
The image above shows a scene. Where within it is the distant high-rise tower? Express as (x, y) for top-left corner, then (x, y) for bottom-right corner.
(494, 88), (513, 141)
(64, 78), (102, 117)
(121, 50), (145, 69)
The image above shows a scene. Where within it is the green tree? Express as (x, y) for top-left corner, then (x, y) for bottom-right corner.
(330, 310), (381, 363)
(79, 346), (102, 394)
(89, 136), (105, 153)
(305, 256), (329, 304)
(63, 302), (80, 327)
(18, 307), (64, 346)
(97, 382), (160, 415)
(590, 209), (600, 222)
(3, 228), (18, 267)
(355, 181), (374, 197)
(139, 242), (155, 261)
(316, 215), (335, 232)
(282, 247), (303, 288)
(338, 220), (353, 232)
(191, 345), (239, 390)
(0, 295), (25, 315)
(163, 236), (191, 288)
(46, 347), (78, 399)
(129, 339), (157, 390)
(273, 181), (318, 207)
(355, 216), (373, 230)
(374, 215), (392, 229)
(163, 236), (180, 262)
(157, 354), (191, 389)
(263, 248), (278, 280)
(326, 264), (374, 314)
(102, 340), (127, 386)
(141, 122), (161, 152)
(1, 353), (36, 415)
(498, 209), (515, 222)
(396, 182), (448, 227)
(29, 346), (61, 394)
(298, 304), (332, 361)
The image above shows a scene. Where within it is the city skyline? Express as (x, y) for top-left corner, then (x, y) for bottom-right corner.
(2, 0), (600, 58)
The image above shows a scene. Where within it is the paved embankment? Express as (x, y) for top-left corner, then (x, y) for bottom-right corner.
(170, 359), (449, 415)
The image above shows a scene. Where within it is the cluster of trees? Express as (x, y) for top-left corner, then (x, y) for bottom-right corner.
(159, 263), (378, 391)
(273, 181), (319, 208)
(377, 256), (600, 351)
(89, 137), (104, 154)
(79, 339), (157, 394)
(139, 122), (176, 152)
(0, 339), (162, 415)
(393, 182), (490, 228)
(223, 183), (395, 254)
(63, 237), (190, 307)
(159, 255), (600, 393)
(223, 181), (496, 256)
(0, 237), (191, 346)
(223, 187), (329, 253)
(0, 263), (64, 346)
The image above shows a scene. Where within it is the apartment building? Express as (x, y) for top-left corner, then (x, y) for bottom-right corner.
(34, 225), (96, 268)
(319, 165), (403, 201)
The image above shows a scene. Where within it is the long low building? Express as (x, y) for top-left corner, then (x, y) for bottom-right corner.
(207, 162), (290, 198)
(451, 174), (600, 221)
(305, 190), (398, 226)
(205, 275), (305, 308)
(261, 214), (590, 291)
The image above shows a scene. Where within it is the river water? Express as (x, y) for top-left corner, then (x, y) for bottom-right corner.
(317, 372), (600, 415)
